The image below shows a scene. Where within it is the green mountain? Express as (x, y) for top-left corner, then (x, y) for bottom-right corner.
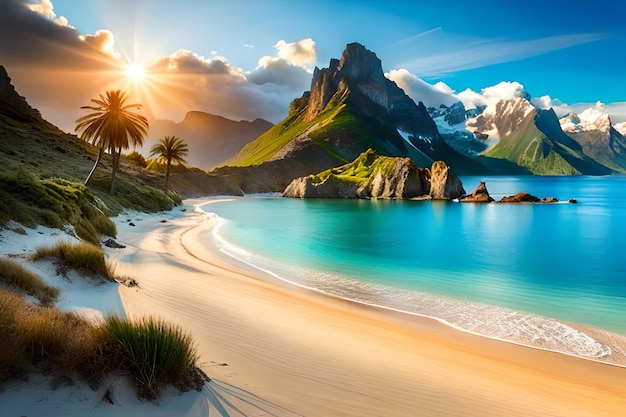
(482, 99), (610, 175)
(216, 43), (485, 193)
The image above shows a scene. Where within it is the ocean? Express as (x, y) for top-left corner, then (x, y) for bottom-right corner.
(198, 176), (626, 363)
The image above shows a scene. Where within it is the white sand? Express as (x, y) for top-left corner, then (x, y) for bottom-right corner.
(2, 202), (626, 417)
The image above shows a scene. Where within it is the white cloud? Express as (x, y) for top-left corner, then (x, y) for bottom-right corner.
(27, 0), (71, 27)
(274, 38), (317, 68)
(386, 69), (458, 107)
(533, 96), (626, 124)
(458, 81), (527, 110)
(79, 30), (117, 56)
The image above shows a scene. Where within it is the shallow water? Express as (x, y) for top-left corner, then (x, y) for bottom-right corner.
(199, 176), (626, 363)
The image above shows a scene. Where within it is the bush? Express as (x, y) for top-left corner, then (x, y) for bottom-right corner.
(0, 258), (59, 305)
(99, 315), (202, 400)
(31, 241), (112, 281)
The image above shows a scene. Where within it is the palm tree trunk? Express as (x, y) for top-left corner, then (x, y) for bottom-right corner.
(110, 147), (121, 194)
(85, 146), (104, 186)
(164, 157), (171, 194)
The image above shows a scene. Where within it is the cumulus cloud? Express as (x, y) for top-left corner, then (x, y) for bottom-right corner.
(152, 50), (246, 79)
(533, 96), (626, 124)
(386, 69), (458, 107)
(0, 0), (319, 130)
(457, 81), (527, 110)
(27, 0), (70, 27)
(274, 38), (317, 68)
(80, 30), (117, 56)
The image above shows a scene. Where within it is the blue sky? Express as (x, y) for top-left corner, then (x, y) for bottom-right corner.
(1, 0), (625, 131)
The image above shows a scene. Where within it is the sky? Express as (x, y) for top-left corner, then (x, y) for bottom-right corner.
(1, 0), (625, 134)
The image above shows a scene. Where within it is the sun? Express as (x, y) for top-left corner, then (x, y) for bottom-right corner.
(125, 63), (145, 82)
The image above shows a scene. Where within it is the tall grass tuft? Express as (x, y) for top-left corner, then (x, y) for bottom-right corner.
(31, 241), (112, 281)
(99, 315), (200, 400)
(0, 258), (59, 305)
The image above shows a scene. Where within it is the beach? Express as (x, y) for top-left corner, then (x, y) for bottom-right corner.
(108, 200), (626, 417)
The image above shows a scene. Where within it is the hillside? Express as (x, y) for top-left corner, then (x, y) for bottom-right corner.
(149, 111), (272, 169)
(481, 99), (610, 175)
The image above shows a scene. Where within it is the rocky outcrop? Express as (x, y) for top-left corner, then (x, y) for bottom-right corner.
(499, 193), (559, 203)
(283, 149), (463, 200)
(459, 182), (494, 203)
(0, 65), (45, 123)
(428, 161), (465, 200)
(460, 182), (562, 203)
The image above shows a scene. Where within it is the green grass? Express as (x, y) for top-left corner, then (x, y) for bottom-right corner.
(0, 170), (116, 244)
(31, 241), (112, 281)
(0, 258), (59, 305)
(98, 315), (202, 400)
(0, 288), (206, 399)
(311, 149), (405, 186)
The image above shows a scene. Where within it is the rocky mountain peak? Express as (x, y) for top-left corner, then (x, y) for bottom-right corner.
(466, 97), (535, 139)
(336, 42), (387, 86)
(0, 65), (44, 123)
(560, 108), (611, 134)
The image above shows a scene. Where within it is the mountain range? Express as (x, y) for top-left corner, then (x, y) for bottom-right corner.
(3, 41), (626, 199)
(149, 112), (272, 169)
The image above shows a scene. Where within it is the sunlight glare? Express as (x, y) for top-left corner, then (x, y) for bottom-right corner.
(125, 63), (145, 82)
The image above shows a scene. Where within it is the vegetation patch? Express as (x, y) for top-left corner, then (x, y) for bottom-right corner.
(98, 315), (204, 400)
(0, 258), (59, 305)
(311, 149), (401, 186)
(0, 288), (206, 399)
(0, 170), (116, 245)
(31, 241), (112, 281)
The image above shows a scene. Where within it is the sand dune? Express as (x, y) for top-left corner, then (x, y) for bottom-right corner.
(108, 201), (626, 417)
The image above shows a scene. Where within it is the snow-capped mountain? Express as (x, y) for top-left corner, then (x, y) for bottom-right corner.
(560, 108), (611, 134)
(427, 102), (491, 156)
(615, 122), (626, 136)
(466, 97), (536, 140)
(560, 109), (626, 172)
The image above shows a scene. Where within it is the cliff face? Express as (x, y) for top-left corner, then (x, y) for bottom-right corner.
(0, 65), (46, 124)
(283, 149), (464, 200)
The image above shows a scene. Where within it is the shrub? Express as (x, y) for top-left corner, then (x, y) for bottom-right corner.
(99, 315), (201, 400)
(32, 241), (111, 281)
(0, 258), (59, 305)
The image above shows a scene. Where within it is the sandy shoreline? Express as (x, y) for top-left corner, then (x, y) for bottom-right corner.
(107, 200), (626, 417)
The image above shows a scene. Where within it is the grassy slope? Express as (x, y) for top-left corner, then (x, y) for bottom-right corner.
(0, 112), (178, 234)
(485, 114), (580, 175)
(222, 81), (409, 168)
(311, 149), (403, 186)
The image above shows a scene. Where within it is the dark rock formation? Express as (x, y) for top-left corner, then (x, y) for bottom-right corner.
(0, 65), (46, 124)
(499, 192), (540, 203)
(499, 193), (560, 203)
(459, 181), (494, 203)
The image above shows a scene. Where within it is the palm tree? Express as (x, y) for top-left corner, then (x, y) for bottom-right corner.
(150, 136), (189, 193)
(75, 90), (148, 193)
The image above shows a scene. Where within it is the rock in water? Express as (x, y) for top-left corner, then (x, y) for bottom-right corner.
(459, 181), (494, 203)
(499, 192), (540, 203)
(428, 161), (465, 200)
(283, 149), (464, 200)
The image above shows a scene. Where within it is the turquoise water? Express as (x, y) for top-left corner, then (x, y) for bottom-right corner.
(199, 176), (626, 361)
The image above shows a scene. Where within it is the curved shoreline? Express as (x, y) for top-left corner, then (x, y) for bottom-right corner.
(195, 200), (626, 368)
(115, 200), (626, 417)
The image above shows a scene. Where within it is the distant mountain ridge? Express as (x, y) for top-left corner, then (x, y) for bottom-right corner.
(150, 111), (272, 169)
(560, 109), (626, 172)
